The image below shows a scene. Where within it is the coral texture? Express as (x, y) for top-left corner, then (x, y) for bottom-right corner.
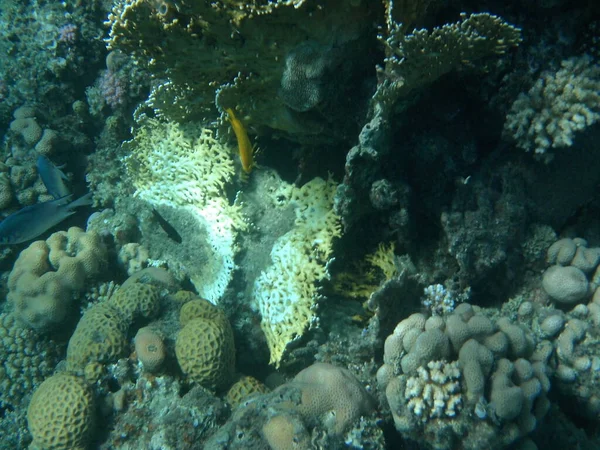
(27, 373), (95, 450)
(175, 300), (235, 391)
(251, 177), (342, 367)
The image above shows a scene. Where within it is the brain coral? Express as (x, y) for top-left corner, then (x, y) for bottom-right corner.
(7, 227), (108, 330)
(175, 314), (235, 391)
(292, 362), (374, 435)
(27, 372), (95, 450)
(66, 303), (129, 380)
(107, 282), (160, 322)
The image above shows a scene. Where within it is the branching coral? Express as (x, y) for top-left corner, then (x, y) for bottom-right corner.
(504, 55), (600, 160)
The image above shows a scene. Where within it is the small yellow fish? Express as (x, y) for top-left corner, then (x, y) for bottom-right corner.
(225, 108), (254, 174)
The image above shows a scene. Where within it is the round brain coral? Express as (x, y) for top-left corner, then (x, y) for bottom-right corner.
(27, 372), (95, 450)
(175, 316), (235, 391)
(292, 362), (374, 435)
(226, 375), (270, 408)
(66, 303), (129, 380)
(179, 297), (228, 328)
(108, 282), (160, 323)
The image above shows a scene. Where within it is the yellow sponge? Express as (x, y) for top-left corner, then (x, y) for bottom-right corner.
(27, 372), (95, 450)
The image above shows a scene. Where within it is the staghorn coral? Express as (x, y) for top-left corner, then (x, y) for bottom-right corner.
(504, 55), (600, 160)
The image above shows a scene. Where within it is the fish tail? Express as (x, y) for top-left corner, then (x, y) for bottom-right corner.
(66, 192), (93, 210)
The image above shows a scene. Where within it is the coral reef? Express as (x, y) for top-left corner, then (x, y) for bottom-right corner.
(2, 1), (600, 449)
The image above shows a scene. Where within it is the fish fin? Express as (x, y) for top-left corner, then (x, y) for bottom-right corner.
(54, 194), (74, 206)
(66, 192), (93, 210)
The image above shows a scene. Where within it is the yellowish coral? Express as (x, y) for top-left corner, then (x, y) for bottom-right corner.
(367, 242), (398, 280)
(108, 282), (160, 323)
(27, 372), (95, 450)
(175, 316), (236, 391)
(7, 227), (108, 330)
(226, 375), (270, 408)
(124, 119), (246, 303)
(179, 297), (229, 328)
(66, 303), (129, 379)
(251, 176), (342, 367)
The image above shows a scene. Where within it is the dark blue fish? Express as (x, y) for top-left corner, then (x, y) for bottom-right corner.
(152, 208), (182, 243)
(0, 193), (92, 245)
(36, 155), (70, 200)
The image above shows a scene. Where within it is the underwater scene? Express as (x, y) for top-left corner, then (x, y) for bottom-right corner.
(0, 0), (599, 449)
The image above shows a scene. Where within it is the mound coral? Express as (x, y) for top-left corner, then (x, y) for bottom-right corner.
(27, 372), (95, 450)
(379, 304), (550, 450)
(7, 227), (108, 330)
(175, 300), (236, 391)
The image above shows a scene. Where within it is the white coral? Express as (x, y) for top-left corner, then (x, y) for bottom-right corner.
(405, 360), (462, 420)
(504, 55), (600, 159)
